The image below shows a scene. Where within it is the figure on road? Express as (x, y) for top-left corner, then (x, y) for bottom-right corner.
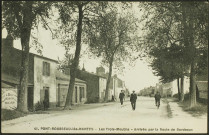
(130, 91), (137, 110)
(119, 90), (125, 105)
(112, 95), (116, 102)
(154, 91), (161, 108)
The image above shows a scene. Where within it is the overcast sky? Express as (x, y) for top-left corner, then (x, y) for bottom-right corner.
(2, 2), (160, 92)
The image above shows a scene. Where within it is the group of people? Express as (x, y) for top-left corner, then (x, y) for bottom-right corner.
(118, 90), (161, 111)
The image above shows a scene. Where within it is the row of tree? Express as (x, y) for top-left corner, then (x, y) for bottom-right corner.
(140, 2), (208, 107)
(2, 1), (141, 112)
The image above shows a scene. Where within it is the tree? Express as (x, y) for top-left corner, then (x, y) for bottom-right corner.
(149, 45), (188, 101)
(86, 6), (139, 102)
(140, 2), (208, 106)
(2, 1), (53, 112)
(55, 1), (108, 109)
(181, 2), (208, 107)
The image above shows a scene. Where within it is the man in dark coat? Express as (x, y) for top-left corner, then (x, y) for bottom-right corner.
(119, 90), (125, 105)
(130, 91), (137, 110)
(154, 91), (161, 106)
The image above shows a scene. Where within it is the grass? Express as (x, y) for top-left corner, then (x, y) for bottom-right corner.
(1, 109), (50, 121)
(1, 109), (27, 121)
(177, 98), (208, 117)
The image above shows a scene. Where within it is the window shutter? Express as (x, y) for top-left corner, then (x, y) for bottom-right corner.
(42, 62), (45, 75)
(48, 63), (50, 76)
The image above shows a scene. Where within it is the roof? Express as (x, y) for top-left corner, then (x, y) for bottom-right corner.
(1, 82), (15, 88)
(1, 73), (33, 86)
(33, 54), (58, 63)
(78, 69), (107, 79)
(55, 70), (86, 83)
(2, 38), (58, 63)
(196, 81), (208, 91)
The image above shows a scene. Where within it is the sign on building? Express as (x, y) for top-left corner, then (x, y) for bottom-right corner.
(2, 88), (17, 110)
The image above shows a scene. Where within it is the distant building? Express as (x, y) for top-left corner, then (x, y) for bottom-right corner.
(140, 86), (155, 97)
(103, 73), (126, 101)
(196, 72), (208, 100)
(73, 69), (107, 103)
(161, 83), (173, 97)
(96, 66), (105, 76)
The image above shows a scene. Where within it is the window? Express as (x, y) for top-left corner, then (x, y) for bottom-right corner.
(43, 61), (50, 76)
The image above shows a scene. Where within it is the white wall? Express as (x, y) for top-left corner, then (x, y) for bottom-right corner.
(171, 76), (190, 95)
(33, 56), (57, 105)
(99, 77), (107, 99)
(56, 79), (87, 105)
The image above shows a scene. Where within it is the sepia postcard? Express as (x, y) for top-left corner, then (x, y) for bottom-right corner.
(1, 1), (208, 134)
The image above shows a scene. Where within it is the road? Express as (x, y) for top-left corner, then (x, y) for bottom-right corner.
(1, 97), (207, 133)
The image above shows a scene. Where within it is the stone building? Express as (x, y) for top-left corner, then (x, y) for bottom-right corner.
(75, 69), (107, 103)
(1, 36), (86, 111)
(55, 70), (87, 106)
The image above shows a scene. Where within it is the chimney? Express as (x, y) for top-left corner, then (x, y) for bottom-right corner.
(96, 66), (105, 76)
(82, 63), (85, 71)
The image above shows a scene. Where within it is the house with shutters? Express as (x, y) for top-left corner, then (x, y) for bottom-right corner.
(1, 36), (86, 111)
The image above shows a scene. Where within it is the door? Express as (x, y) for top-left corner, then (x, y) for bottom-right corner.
(79, 87), (82, 102)
(75, 86), (77, 103)
(44, 87), (49, 108)
(58, 84), (60, 107)
(27, 87), (34, 111)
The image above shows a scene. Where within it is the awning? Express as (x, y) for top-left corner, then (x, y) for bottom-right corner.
(1, 82), (15, 88)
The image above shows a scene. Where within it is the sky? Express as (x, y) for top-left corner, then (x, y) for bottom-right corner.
(2, 3), (160, 92)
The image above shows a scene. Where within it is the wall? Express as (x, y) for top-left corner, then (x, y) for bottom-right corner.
(76, 70), (100, 103)
(113, 78), (119, 100)
(161, 82), (173, 97)
(2, 38), (34, 85)
(33, 56), (57, 108)
(171, 77), (190, 94)
(56, 79), (87, 106)
(99, 77), (107, 101)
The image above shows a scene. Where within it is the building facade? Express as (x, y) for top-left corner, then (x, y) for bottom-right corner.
(56, 70), (87, 106)
(75, 69), (107, 103)
(1, 36), (86, 111)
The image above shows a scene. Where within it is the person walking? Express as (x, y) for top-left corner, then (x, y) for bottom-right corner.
(119, 90), (125, 105)
(154, 91), (161, 108)
(130, 91), (137, 110)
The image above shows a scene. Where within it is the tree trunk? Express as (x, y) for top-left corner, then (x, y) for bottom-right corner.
(180, 76), (184, 102)
(177, 78), (180, 101)
(188, 3), (196, 108)
(104, 58), (113, 102)
(64, 4), (83, 109)
(17, 2), (33, 112)
(189, 60), (196, 107)
(181, 2), (196, 107)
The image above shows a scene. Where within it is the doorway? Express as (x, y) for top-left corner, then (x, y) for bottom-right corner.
(79, 87), (82, 102)
(27, 87), (34, 111)
(75, 86), (77, 103)
(43, 87), (49, 108)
